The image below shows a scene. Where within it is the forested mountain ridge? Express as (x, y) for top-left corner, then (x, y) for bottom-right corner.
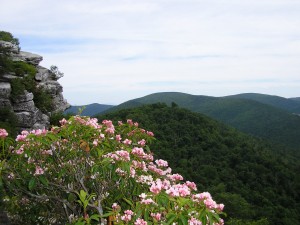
(97, 103), (300, 224)
(290, 97), (300, 103)
(225, 93), (300, 114)
(64, 103), (113, 116)
(101, 92), (300, 151)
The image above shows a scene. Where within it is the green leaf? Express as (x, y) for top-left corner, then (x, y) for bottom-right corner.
(123, 197), (133, 207)
(28, 177), (36, 191)
(90, 214), (100, 221)
(179, 214), (188, 225)
(39, 175), (48, 186)
(79, 190), (87, 200)
(68, 193), (77, 202)
(100, 212), (115, 218)
(166, 213), (177, 225)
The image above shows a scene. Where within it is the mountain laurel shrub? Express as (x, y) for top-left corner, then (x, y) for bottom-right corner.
(1, 116), (224, 225)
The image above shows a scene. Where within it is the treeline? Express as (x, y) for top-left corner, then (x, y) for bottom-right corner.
(97, 103), (300, 225)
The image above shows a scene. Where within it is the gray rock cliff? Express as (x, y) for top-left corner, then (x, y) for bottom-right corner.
(0, 40), (70, 130)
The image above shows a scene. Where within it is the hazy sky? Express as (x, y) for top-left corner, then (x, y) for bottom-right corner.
(1, 0), (300, 105)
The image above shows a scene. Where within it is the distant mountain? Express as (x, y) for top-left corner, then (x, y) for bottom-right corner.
(97, 104), (300, 224)
(226, 93), (300, 114)
(103, 92), (300, 150)
(290, 97), (300, 103)
(64, 103), (114, 116)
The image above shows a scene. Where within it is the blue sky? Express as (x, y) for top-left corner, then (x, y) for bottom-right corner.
(1, 0), (300, 105)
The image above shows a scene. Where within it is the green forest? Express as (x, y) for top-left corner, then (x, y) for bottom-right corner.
(97, 103), (300, 225)
(103, 92), (300, 151)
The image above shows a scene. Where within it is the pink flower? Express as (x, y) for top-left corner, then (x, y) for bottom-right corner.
(112, 203), (119, 210)
(146, 131), (154, 137)
(167, 173), (183, 181)
(123, 139), (132, 145)
(188, 217), (202, 225)
(141, 198), (155, 205)
(124, 210), (134, 215)
(186, 181), (197, 191)
(132, 147), (153, 161)
(105, 127), (115, 134)
(34, 166), (44, 176)
(155, 159), (168, 167)
(41, 150), (53, 155)
(214, 219), (224, 225)
(102, 120), (113, 127)
(116, 134), (122, 142)
(121, 210), (134, 222)
(165, 186), (179, 197)
(134, 218), (147, 225)
(0, 128), (8, 138)
(139, 193), (147, 199)
(93, 139), (99, 146)
(151, 213), (161, 221)
(137, 139), (146, 146)
(116, 168), (127, 176)
(59, 118), (67, 125)
(15, 146), (24, 155)
(130, 166), (136, 178)
(127, 119), (133, 126)
(216, 203), (225, 211)
(31, 129), (47, 136)
(150, 179), (163, 194)
(116, 150), (130, 161)
(204, 198), (217, 209)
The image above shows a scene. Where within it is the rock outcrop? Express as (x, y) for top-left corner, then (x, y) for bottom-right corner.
(0, 40), (70, 130)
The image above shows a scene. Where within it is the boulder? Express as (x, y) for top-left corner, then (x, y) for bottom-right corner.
(13, 51), (43, 66)
(52, 93), (70, 112)
(33, 113), (50, 129)
(35, 66), (52, 82)
(0, 99), (12, 109)
(0, 82), (11, 98)
(0, 40), (19, 53)
(15, 111), (37, 128)
(13, 100), (36, 112)
(13, 91), (34, 103)
(38, 81), (63, 97)
(0, 73), (19, 82)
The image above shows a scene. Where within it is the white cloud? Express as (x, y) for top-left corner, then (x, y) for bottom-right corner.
(1, 0), (300, 104)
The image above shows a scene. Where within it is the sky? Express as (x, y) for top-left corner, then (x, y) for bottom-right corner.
(1, 0), (300, 105)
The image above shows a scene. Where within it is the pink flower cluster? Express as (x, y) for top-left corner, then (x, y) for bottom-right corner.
(166, 183), (191, 197)
(102, 120), (115, 134)
(121, 210), (134, 222)
(0, 128), (8, 138)
(134, 218), (147, 225)
(150, 213), (161, 221)
(16, 130), (29, 141)
(189, 217), (202, 225)
(104, 150), (130, 162)
(15, 129), (47, 142)
(148, 162), (172, 176)
(34, 165), (44, 176)
(131, 147), (153, 161)
(30, 129), (47, 136)
(192, 192), (224, 211)
(155, 159), (168, 167)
